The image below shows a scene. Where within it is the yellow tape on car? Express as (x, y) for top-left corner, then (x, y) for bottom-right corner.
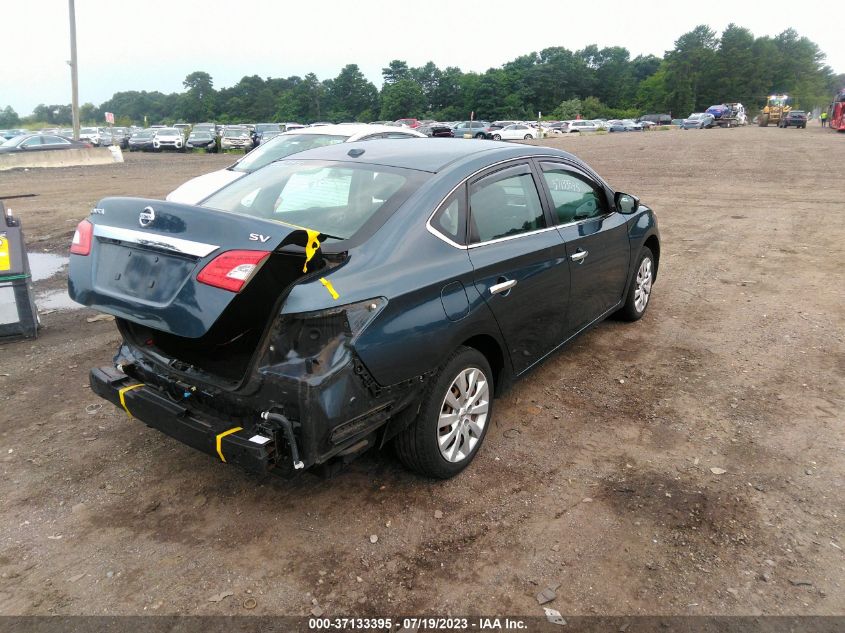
(320, 278), (339, 300)
(302, 229), (321, 273)
(215, 426), (243, 463)
(117, 383), (145, 418)
(0, 235), (10, 272)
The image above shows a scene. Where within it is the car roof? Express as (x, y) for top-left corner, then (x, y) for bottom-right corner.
(283, 137), (577, 174)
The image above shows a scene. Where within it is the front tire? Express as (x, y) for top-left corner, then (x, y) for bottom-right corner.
(618, 247), (655, 321)
(394, 346), (494, 479)
(492, 134), (501, 140)
(524, 134), (533, 139)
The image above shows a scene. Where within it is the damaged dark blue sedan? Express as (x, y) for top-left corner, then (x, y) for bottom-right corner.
(68, 139), (660, 479)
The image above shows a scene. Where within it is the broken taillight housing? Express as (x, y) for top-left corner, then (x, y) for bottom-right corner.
(266, 298), (388, 373)
(70, 219), (93, 255)
(197, 250), (270, 293)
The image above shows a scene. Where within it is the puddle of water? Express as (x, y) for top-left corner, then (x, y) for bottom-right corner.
(36, 288), (81, 311)
(28, 252), (69, 282)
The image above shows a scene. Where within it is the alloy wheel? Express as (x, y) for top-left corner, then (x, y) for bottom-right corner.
(437, 368), (489, 463)
(634, 257), (653, 313)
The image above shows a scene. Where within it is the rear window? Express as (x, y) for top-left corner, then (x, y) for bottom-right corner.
(202, 160), (427, 241)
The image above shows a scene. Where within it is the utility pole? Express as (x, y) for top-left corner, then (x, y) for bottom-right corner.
(68, 0), (79, 140)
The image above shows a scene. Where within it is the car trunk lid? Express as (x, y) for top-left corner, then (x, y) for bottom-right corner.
(68, 197), (325, 339)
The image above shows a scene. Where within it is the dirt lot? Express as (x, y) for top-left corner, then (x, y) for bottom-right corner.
(0, 127), (842, 618)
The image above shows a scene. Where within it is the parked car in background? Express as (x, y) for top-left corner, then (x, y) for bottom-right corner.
(260, 130), (285, 143)
(110, 127), (131, 149)
(186, 130), (218, 152)
(193, 122), (217, 135)
(680, 113), (715, 129)
(566, 120), (600, 133)
(638, 114), (672, 126)
(71, 138), (659, 479)
(173, 123), (191, 134)
(608, 119), (644, 132)
(452, 121), (491, 138)
(1, 129), (28, 140)
(483, 121), (521, 137)
(780, 110), (807, 128)
(253, 123), (283, 145)
(152, 128), (185, 151)
(128, 129), (156, 152)
(395, 118), (420, 128)
(488, 121), (519, 133)
(220, 126), (254, 151)
(488, 123), (535, 140)
(417, 123), (454, 137)
(98, 129), (116, 147)
(0, 134), (90, 154)
(79, 127), (102, 146)
(167, 123), (426, 204)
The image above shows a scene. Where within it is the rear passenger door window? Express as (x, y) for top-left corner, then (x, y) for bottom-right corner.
(539, 164), (607, 224)
(469, 165), (546, 243)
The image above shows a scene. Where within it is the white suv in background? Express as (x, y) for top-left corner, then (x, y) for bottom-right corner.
(152, 128), (185, 152)
(78, 127), (102, 146)
(566, 120), (600, 133)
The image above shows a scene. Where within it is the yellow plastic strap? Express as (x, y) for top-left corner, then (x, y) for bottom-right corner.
(215, 426), (243, 463)
(0, 235), (10, 272)
(117, 383), (144, 418)
(302, 229), (321, 273)
(320, 277), (339, 300)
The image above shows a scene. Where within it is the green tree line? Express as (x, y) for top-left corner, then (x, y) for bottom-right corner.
(3, 24), (841, 129)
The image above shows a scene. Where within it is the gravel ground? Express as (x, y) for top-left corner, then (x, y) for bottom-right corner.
(0, 127), (842, 617)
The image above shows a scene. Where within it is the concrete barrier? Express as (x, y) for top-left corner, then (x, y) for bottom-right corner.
(0, 147), (119, 171)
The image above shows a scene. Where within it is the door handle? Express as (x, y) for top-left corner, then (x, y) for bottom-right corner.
(570, 249), (589, 263)
(489, 279), (517, 295)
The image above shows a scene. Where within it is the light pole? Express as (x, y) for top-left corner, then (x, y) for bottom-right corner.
(68, 0), (79, 140)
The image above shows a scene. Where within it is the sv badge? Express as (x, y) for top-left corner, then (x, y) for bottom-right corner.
(249, 233), (271, 243)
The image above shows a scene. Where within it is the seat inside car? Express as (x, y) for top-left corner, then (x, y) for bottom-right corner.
(470, 178), (543, 242)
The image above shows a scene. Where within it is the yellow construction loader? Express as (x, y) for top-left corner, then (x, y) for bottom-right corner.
(758, 95), (791, 127)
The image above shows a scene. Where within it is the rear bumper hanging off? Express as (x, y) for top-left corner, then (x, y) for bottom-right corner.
(90, 366), (276, 475)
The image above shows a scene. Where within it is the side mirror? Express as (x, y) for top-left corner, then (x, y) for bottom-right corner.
(615, 192), (639, 214)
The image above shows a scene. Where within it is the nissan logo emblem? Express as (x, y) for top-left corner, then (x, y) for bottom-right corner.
(139, 206), (156, 228)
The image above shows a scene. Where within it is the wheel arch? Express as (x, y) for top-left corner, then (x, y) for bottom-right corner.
(460, 333), (509, 394)
(644, 234), (660, 279)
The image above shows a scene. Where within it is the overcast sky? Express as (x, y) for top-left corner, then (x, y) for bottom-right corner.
(2, 0), (840, 116)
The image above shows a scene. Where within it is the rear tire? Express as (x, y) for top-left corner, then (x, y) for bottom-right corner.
(394, 346), (494, 479)
(492, 134), (502, 141)
(618, 247), (655, 321)
(524, 134), (533, 139)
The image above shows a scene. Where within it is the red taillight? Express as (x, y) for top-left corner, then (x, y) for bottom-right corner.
(197, 250), (270, 293)
(70, 219), (93, 255)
